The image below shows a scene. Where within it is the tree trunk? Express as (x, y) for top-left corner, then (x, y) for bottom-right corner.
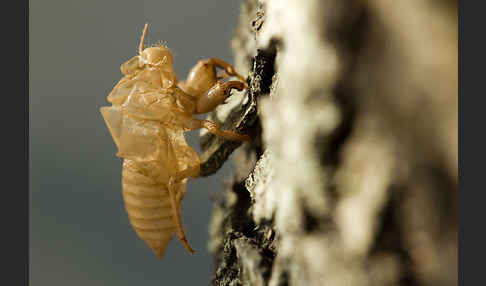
(200, 1), (458, 285)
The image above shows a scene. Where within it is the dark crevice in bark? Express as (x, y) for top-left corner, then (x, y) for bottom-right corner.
(273, 269), (290, 286)
(242, 221), (278, 282)
(318, 3), (369, 169)
(212, 231), (244, 286)
(302, 205), (336, 234)
(250, 119), (264, 159)
(248, 47), (277, 97)
(211, 181), (252, 286)
(370, 185), (418, 286)
(302, 202), (320, 232)
(230, 181), (256, 234)
(428, 165), (458, 230)
(212, 179), (278, 286)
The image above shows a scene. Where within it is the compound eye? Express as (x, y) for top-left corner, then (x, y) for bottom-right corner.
(121, 56), (141, 75)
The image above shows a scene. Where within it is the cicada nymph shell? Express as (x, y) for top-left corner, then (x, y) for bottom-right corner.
(100, 38), (200, 259)
(100, 23), (249, 259)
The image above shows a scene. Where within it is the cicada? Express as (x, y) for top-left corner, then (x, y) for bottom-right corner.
(100, 23), (249, 259)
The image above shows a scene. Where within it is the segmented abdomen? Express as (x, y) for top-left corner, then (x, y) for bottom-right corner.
(121, 159), (176, 258)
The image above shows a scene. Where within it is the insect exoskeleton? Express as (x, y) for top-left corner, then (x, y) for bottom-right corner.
(100, 23), (250, 259)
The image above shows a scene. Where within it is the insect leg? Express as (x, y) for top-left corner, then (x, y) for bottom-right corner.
(203, 58), (247, 83)
(167, 178), (195, 254)
(194, 80), (246, 114)
(188, 118), (250, 141)
(173, 165), (201, 182)
(175, 186), (186, 204)
(179, 58), (247, 97)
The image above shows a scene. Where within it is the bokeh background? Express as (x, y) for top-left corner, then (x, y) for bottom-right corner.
(29, 1), (242, 285)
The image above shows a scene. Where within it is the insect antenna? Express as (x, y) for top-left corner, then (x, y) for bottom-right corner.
(139, 23), (149, 54)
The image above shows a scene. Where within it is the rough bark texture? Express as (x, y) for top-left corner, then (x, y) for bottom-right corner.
(200, 1), (457, 285)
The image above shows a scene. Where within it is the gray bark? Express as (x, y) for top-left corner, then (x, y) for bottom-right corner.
(200, 1), (458, 285)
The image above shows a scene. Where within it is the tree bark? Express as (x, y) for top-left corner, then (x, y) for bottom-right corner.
(200, 1), (457, 285)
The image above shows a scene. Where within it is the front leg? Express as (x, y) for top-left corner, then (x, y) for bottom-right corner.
(179, 58), (247, 97)
(195, 80), (246, 114)
(205, 58), (247, 83)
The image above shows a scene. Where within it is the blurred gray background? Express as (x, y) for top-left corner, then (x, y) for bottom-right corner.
(29, 0), (242, 285)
